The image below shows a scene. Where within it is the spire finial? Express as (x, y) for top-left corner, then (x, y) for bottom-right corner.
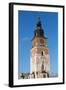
(36, 17), (41, 27)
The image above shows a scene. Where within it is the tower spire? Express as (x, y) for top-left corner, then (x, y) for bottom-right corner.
(32, 17), (47, 41)
(34, 17), (44, 38)
(36, 17), (42, 28)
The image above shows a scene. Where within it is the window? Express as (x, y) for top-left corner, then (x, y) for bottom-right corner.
(35, 32), (38, 37)
(43, 74), (46, 78)
(41, 51), (43, 56)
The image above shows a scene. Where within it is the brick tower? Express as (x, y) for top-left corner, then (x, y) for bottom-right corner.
(30, 17), (50, 78)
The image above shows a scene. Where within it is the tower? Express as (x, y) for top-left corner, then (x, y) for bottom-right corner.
(30, 17), (50, 78)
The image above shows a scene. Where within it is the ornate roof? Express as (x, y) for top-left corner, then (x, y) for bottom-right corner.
(32, 17), (47, 41)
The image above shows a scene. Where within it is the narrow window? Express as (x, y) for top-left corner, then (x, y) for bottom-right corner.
(35, 32), (38, 37)
(43, 74), (46, 78)
(41, 51), (43, 56)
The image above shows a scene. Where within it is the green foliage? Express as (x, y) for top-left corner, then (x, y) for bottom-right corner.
(21, 73), (25, 79)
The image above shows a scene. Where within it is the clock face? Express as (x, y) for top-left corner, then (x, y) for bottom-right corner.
(40, 39), (46, 47)
(40, 39), (44, 44)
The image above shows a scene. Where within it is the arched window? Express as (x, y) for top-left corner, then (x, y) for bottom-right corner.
(35, 32), (38, 37)
(41, 51), (43, 56)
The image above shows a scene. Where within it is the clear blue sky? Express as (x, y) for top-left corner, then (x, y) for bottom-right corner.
(18, 10), (58, 75)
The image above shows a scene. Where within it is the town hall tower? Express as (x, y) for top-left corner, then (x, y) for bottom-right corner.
(30, 17), (50, 78)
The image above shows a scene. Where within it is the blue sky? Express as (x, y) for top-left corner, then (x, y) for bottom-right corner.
(18, 10), (58, 75)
